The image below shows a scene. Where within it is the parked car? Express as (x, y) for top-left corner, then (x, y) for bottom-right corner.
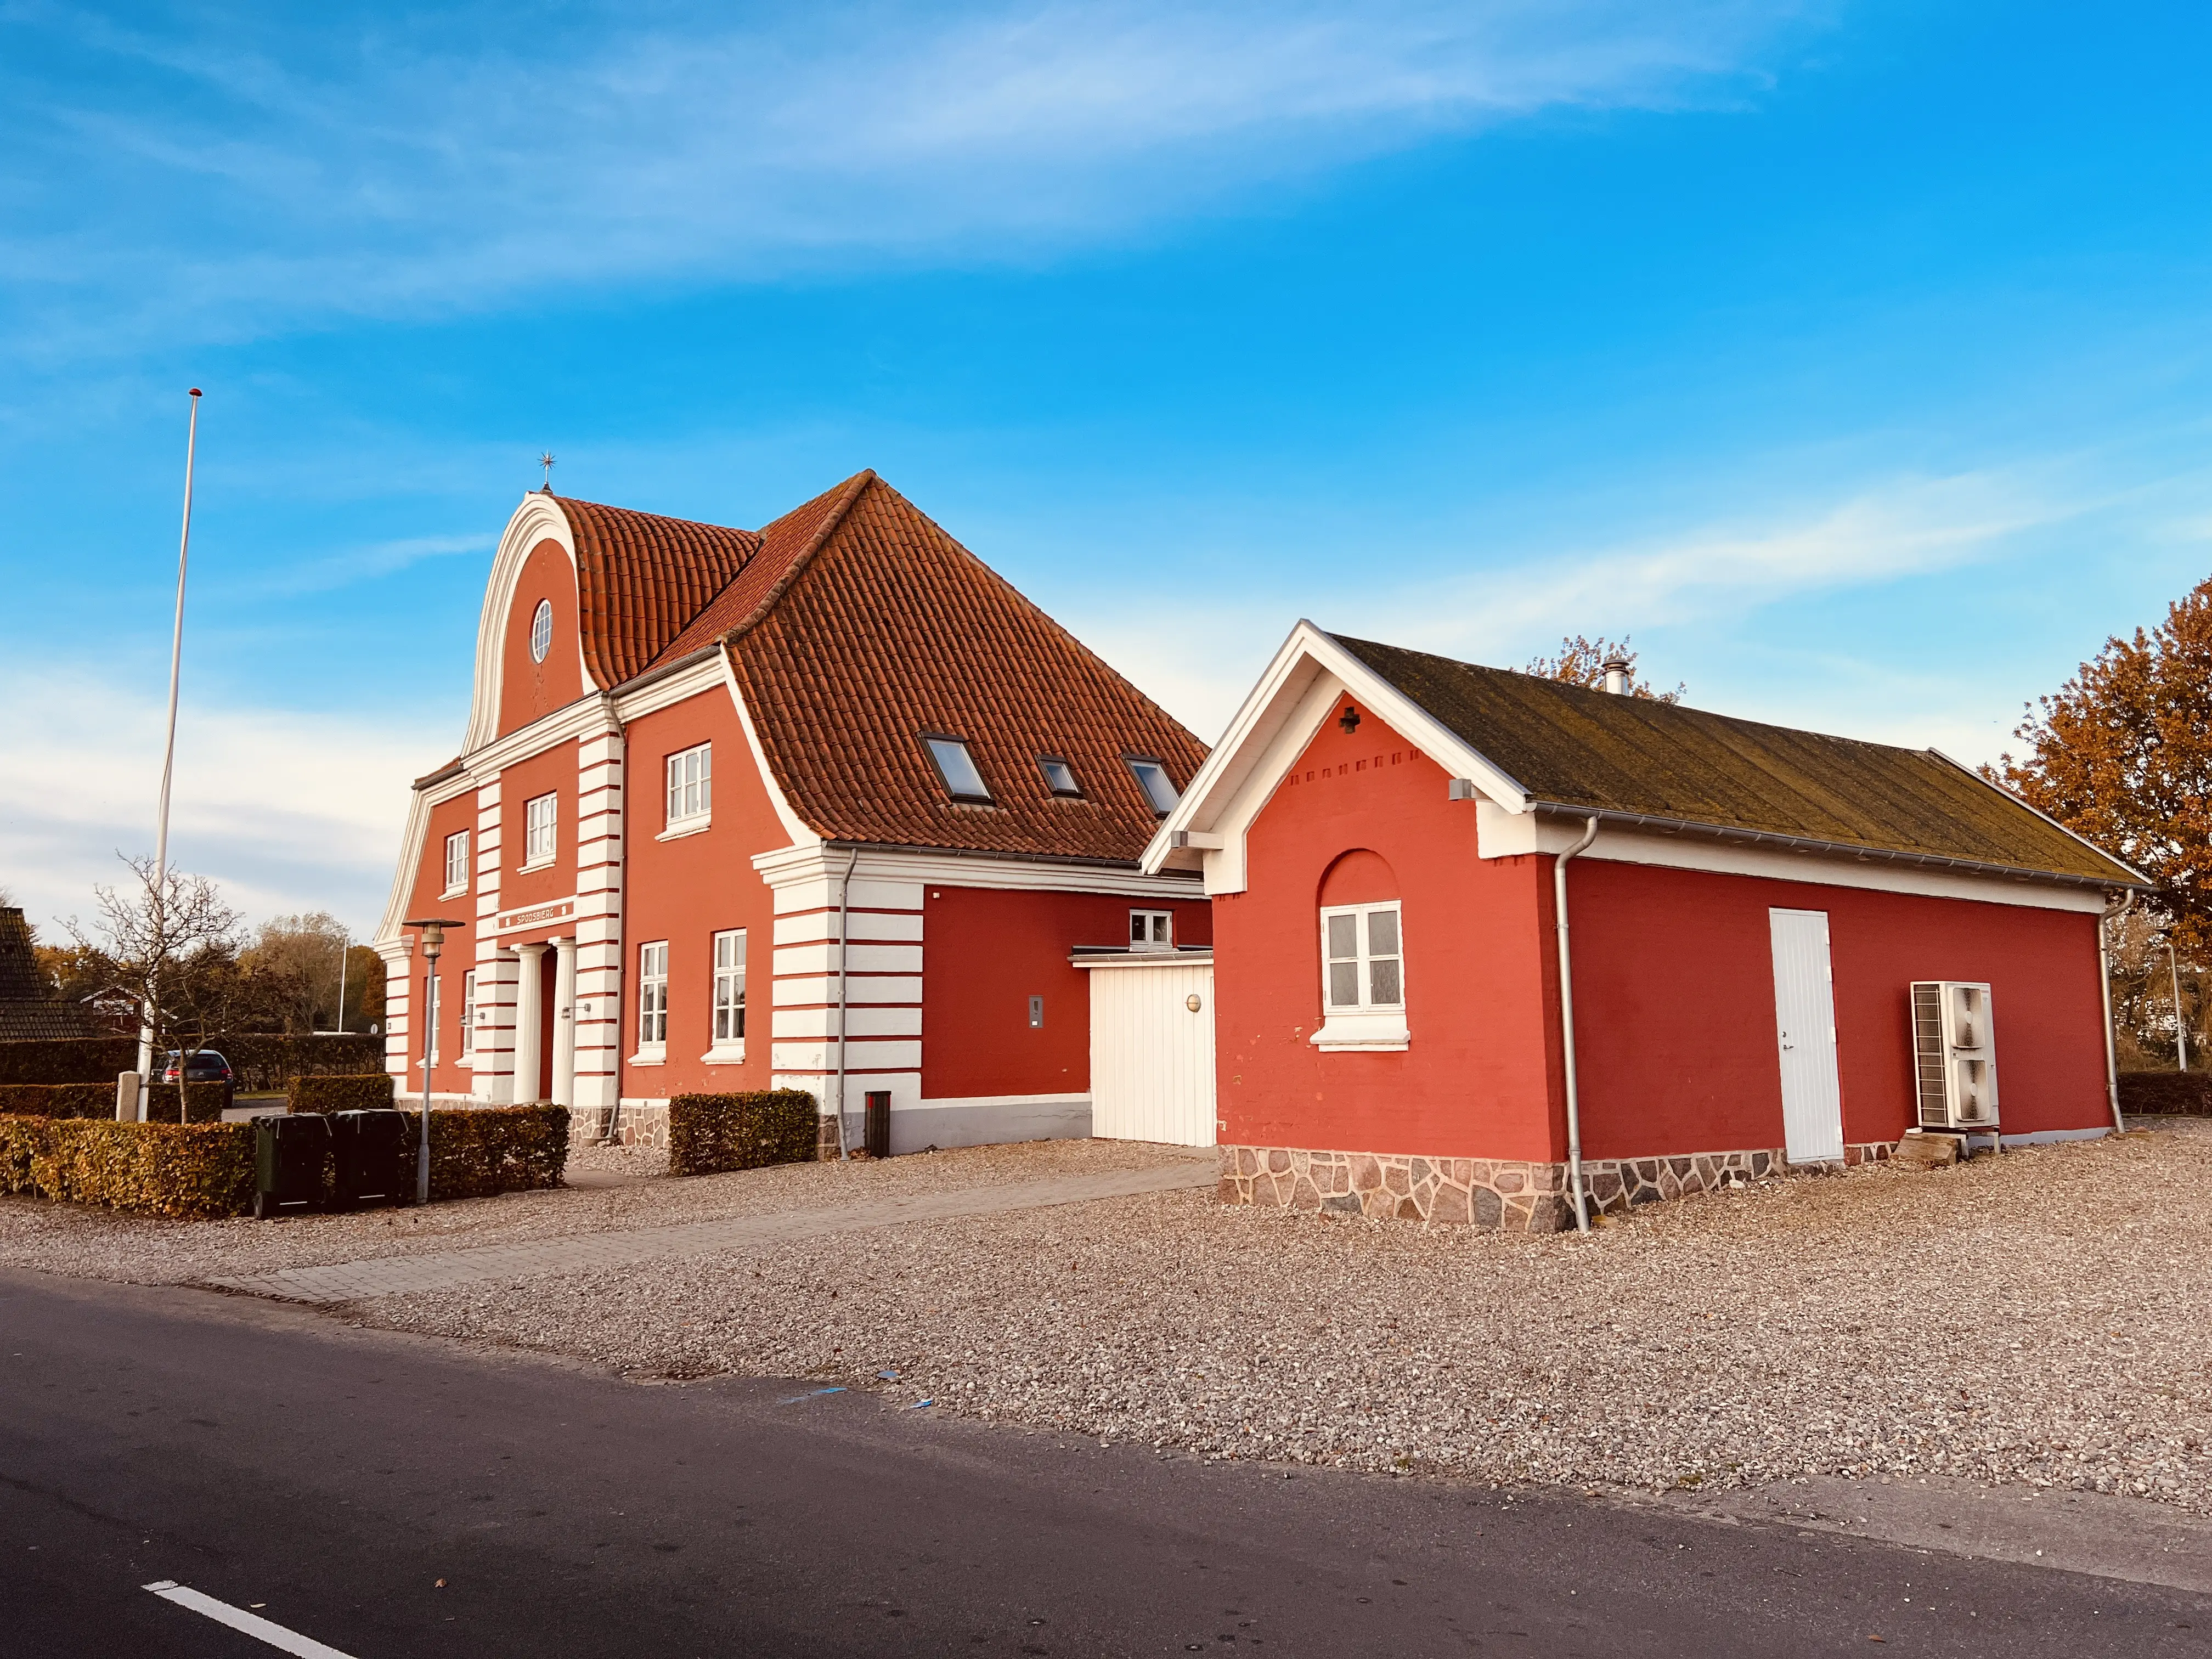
(159, 1049), (236, 1113)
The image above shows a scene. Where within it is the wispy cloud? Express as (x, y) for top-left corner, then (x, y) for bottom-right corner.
(251, 532), (493, 595)
(0, 1), (1822, 354)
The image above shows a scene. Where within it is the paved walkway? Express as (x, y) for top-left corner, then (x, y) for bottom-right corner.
(207, 1161), (1216, 1305)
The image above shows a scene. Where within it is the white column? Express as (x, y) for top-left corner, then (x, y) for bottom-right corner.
(552, 936), (578, 1109)
(513, 943), (548, 1103)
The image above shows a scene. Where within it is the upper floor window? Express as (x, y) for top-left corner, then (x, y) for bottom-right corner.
(425, 972), (441, 1065)
(459, 970), (478, 1058)
(1322, 901), (1403, 1012)
(1037, 757), (1082, 798)
(637, 941), (669, 1052)
(529, 599), (552, 663)
(443, 829), (470, 895)
(667, 742), (712, 830)
(712, 929), (746, 1046)
(1130, 910), (1172, 951)
(924, 735), (991, 803)
(522, 792), (557, 867)
(1126, 757), (1180, 816)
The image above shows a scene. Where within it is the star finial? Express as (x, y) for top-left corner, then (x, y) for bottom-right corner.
(538, 452), (556, 491)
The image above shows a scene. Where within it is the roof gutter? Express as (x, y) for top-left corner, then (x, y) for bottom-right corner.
(818, 839), (1202, 876)
(1525, 802), (2147, 895)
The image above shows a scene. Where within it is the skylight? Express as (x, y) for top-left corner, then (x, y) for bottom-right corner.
(1126, 758), (1180, 816)
(1037, 757), (1082, 797)
(924, 736), (991, 803)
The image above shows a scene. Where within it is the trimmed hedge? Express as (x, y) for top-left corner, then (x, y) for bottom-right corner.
(0, 1033), (385, 1089)
(668, 1090), (821, 1177)
(2119, 1070), (2212, 1115)
(289, 1073), (395, 1113)
(0, 1082), (120, 1119)
(399, 1104), (570, 1200)
(0, 1115), (253, 1218)
(142, 1082), (232, 1125)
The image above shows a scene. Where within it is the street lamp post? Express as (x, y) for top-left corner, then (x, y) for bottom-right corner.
(403, 918), (465, 1205)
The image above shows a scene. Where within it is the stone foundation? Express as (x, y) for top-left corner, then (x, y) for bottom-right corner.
(1218, 1141), (1895, 1231)
(569, 1102), (670, 1150)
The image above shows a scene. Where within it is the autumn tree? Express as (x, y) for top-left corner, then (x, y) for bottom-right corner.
(1990, 575), (2212, 957)
(241, 911), (353, 1034)
(1525, 634), (1685, 703)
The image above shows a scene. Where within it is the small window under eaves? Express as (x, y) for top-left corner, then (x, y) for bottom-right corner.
(924, 736), (992, 803)
(1126, 757), (1180, 816)
(1037, 757), (1082, 798)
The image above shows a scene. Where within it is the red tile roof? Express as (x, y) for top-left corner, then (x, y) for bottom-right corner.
(556, 496), (760, 688)
(716, 475), (1206, 861)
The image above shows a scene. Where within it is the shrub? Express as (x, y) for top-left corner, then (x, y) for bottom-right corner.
(668, 1090), (821, 1177)
(0, 1082), (120, 1119)
(289, 1073), (396, 1113)
(142, 1082), (232, 1124)
(2119, 1070), (2212, 1115)
(0, 1115), (252, 1218)
(0, 1036), (138, 1085)
(398, 1104), (569, 1200)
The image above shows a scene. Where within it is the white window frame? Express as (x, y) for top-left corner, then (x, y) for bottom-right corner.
(1311, 900), (1409, 1052)
(704, 928), (746, 1062)
(634, 941), (669, 1061)
(442, 829), (470, 897)
(1129, 910), (1173, 952)
(529, 598), (552, 663)
(521, 792), (557, 870)
(459, 969), (477, 1060)
(425, 972), (441, 1065)
(661, 741), (713, 838)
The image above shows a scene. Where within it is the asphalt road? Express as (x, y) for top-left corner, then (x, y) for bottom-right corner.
(1, 1269), (2202, 1657)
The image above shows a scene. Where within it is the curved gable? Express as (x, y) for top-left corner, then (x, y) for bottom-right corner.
(499, 537), (585, 737)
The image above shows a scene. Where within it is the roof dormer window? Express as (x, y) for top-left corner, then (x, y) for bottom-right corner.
(924, 736), (992, 804)
(1037, 757), (1082, 798)
(1125, 757), (1180, 816)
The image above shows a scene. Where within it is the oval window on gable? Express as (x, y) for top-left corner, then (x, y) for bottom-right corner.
(529, 599), (552, 663)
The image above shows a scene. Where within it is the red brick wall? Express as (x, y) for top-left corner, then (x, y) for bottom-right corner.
(498, 538), (585, 737)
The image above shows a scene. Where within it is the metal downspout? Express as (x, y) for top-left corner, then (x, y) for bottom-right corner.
(832, 845), (860, 1160)
(2101, 891), (2134, 1132)
(1555, 816), (1600, 1233)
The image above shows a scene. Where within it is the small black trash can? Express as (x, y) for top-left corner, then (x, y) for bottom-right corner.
(252, 1113), (331, 1221)
(864, 1090), (891, 1159)
(332, 1109), (413, 1211)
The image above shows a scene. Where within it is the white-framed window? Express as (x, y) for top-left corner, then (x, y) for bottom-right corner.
(1312, 901), (1409, 1052)
(666, 742), (712, 831)
(637, 941), (669, 1053)
(460, 969), (477, 1057)
(1126, 757), (1180, 816)
(523, 792), (557, 866)
(1130, 910), (1172, 951)
(923, 735), (991, 803)
(710, 929), (746, 1048)
(426, 972), (441, 1065)
(1037, 756), (1082, 797)
(529, 598), (552, 663)
(443, 829), (470, 895)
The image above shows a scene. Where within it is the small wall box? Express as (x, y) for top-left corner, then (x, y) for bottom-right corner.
(1910, 981), (1998, 1130)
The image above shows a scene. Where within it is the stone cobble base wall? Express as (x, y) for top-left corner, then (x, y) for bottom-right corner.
(571, 1103), (670, 1150)
(1220, 1139), (1896, 1231)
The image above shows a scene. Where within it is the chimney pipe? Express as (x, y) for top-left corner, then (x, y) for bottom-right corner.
(1601, 655), (1630, 695)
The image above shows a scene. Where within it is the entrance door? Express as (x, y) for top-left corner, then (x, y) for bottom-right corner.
(1768, 908), (1844, 1164)
(1086, 960), (1216, 1147)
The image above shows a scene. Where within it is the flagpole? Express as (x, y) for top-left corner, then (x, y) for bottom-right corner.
(136, 388), (201, 1119)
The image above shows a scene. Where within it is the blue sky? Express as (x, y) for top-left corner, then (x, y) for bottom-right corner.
(4, 1), (2211, 935)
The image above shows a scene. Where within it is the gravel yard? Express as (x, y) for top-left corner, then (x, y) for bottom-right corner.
(356, 1120), (2212, 1513)
(0, 1137), (1197, 1284)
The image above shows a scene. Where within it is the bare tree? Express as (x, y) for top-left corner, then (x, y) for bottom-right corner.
(66, 856), (242, 1121)
(1525, 635), (1685, 702)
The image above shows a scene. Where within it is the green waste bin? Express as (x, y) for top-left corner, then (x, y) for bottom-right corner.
(252, 1113), (330, 1221)
(332, 1109), (413, 1211)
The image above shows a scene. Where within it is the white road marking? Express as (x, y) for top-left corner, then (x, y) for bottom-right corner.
(143, 1581), (360, 1657)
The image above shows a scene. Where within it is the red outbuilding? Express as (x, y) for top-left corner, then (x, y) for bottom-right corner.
(1143, 623), (2146, 1231)
(375, 471), (1210, 1153)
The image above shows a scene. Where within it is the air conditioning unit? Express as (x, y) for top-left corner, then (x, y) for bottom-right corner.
(1910, 981), (1999, 1130)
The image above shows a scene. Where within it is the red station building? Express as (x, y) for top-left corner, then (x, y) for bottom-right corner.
(376, 471), (1210, 1153)
(1144, 623), (2146, 1231)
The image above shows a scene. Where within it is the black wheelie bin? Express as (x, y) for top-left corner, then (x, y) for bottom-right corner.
(252, 1113), (331, 1220)
(332, 1109), (413, 1210)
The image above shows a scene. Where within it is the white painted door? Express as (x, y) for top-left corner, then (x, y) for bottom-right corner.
(1769, 908), (1845, 1164)
(1087, 962), (1216, 1147)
